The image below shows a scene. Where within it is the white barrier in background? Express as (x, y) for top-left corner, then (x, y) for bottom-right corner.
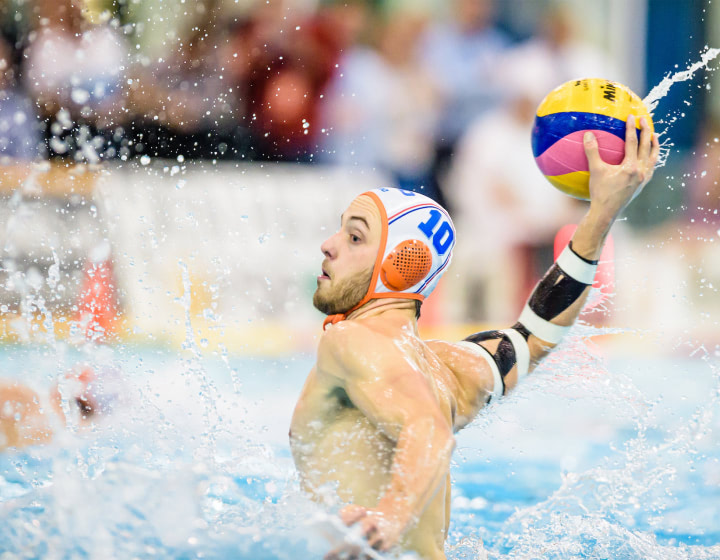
(96, 162), (390, 350)
(0, 161), (713, 354)
(78, 161), (720, 353)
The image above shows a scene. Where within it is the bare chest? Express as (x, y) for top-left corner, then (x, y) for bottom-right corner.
(289, 372), (396, 501)
(290, 371), (382, 452)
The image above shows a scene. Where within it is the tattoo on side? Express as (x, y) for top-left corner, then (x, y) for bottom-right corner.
(528, 264), (587, 320)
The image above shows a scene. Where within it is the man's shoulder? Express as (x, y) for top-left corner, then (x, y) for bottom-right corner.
(0, 381), (38, 399)
(318, 320), (412, 380)
(318, 321), (382, 368)
(320, 319), (370, 347)
(0, 382), (43, 416)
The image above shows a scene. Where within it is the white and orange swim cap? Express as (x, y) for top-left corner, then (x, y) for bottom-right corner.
(324, 187), (456, 327)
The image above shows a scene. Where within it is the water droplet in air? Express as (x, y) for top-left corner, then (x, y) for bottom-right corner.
(71, 88), (90, 104)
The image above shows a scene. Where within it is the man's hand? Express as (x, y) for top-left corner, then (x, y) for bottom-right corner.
(324, 504), (405, 560)
(572, 114), (660, 262)
(584, 114), (660, 223)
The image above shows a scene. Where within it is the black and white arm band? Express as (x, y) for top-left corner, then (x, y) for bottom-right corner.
(518, 242), (599, 344)
(461, 243), (598, 401)
(459, 324), (531, 401)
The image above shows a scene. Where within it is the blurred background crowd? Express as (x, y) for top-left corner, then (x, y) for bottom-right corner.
(0, 0), (717, 335)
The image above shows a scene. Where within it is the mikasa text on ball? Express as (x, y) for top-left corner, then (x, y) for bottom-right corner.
(531, 78), (654, 200)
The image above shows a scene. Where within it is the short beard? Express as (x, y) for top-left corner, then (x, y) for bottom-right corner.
(313, 268), (373, 316)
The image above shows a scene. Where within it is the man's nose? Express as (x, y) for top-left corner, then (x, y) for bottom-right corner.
(320, 232), (339, 258)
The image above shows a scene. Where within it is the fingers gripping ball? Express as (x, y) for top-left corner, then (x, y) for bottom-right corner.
(532, 78), (654, 200)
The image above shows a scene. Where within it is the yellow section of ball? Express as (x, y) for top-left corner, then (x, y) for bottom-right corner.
(546, 171), (591, 200)
(536, 78), (653, 131)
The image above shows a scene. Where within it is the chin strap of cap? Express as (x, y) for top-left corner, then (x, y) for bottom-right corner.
(322, 286), (375, 329)
(323, 313), (346, 330)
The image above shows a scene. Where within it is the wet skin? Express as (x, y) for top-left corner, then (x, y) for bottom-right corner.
(0, 380), (98, 451)
(0, 383), (54, 449)
(290, 196), (498, 559)
(291, 312), (504, 559)
(290, 117), (660, 559)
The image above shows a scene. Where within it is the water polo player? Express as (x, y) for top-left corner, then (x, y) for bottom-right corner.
(0, 364), (123, 450)
(290, 116), (659, 560)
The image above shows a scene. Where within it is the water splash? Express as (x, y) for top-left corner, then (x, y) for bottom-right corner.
(490, 341), (720, 560)
(643, 47), (720, 114)
(641, 47), (720, 168)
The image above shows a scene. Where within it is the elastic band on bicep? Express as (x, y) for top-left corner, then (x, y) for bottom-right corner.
(501, 328), (530, 379)
(456, 340), (504, 401)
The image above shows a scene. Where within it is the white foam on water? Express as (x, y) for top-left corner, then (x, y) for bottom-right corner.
(490, 341), (720, 560)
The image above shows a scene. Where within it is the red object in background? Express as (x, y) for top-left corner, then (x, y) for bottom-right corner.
(417, 276), (445, 328)
(554, 224), (615, 310)
(75, 259), (119, 342)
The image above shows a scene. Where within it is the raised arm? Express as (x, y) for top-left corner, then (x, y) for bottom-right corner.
(319, 325), (455, 553)
(463, 115), (659, 400)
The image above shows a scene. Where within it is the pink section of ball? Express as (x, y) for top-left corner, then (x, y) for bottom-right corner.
(535, 129), (626, 176)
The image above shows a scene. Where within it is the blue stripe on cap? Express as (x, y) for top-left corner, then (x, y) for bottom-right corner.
(415, 252), (452, 293)
(389, 204), (439, 225)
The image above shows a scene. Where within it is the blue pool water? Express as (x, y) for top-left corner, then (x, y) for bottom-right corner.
(1, 335), (719, 559)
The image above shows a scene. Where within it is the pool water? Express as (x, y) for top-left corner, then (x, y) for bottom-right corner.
(0, 334), (719, 559)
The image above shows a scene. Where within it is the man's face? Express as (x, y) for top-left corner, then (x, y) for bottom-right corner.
(313, 195), (382, 315)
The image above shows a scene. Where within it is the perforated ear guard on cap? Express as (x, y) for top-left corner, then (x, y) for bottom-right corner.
(381, 239), (433, 291)
(366, 187), (456, 301)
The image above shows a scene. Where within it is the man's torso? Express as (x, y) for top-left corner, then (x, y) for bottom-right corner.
(289, 320), (492, 558)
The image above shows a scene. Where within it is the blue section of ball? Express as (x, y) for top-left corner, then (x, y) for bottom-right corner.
(532, 112), (628, 158)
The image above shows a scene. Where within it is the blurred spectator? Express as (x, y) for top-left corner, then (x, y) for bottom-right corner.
(128, 0), (346, 162)
(420, 0), (510, 148)
(128, 0), (245, 160)
(442, 4), (620, 322)
(0, 34), (41, 161)
(687, 118), (720, 229)
(306, 0), (373, 76)
(501, 3), (620, 89)
(236, 0), (342, 162)
(319, 8), (441, 199)
(23, 0), (130, 162)
(445, 55), (582, 323)
(419, 0), (510, 205)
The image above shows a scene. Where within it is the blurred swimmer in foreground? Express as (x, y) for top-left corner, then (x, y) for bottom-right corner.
(0, 365), (121, 451)
(290, 117), (659, 559)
